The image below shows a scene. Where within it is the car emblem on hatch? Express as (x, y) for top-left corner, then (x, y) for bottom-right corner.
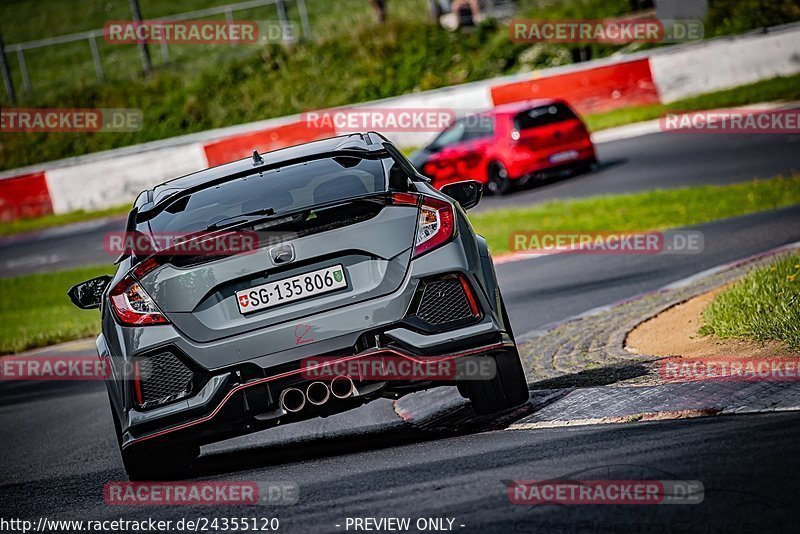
(269, 243), (295, 265)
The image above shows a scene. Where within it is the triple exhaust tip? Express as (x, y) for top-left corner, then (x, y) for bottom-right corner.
(279, 376), (355, 413)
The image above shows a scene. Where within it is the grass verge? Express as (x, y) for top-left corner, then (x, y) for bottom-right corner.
(0, 204), (130, 237)
(0, 265), (113, 354)
(469, 174), (800, 255)
(700, 253), (800, 350)
(585, 73), (800, 131)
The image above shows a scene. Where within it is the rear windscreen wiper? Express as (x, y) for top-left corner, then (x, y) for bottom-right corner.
(205, 208), (276, 231)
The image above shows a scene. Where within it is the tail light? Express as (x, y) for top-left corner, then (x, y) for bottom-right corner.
(109, 258), (168, 326)
(414, 196), (455, 257)
(389, 193), (456, 258)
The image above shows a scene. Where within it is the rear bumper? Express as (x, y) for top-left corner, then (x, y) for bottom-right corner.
(119, 327), (512, 451)
(104, 231), (506, 450)
(506, 139), (596, 178)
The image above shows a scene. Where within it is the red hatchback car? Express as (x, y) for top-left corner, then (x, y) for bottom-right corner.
(410, 99), (597, 194)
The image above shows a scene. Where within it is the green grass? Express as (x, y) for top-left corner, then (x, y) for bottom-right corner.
(0, 204), (130, 237)
(0, 265), (113, 354)
(585, 73), (800, 131)
(469, 174), (800, 255)
(700, 253), (800, 350)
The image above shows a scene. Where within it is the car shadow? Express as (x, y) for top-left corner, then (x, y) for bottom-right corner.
(193, 361), (650, 476)
(528, 362), (652, 390)
(507, 157), (628, 195)
(192, 421), (446, 478)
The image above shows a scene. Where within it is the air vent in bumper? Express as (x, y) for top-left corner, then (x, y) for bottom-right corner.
(412, 275), (480, 326)
(134, 352), (195, 409)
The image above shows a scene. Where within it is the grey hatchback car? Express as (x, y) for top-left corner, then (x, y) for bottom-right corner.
(68, 132), (528, 480)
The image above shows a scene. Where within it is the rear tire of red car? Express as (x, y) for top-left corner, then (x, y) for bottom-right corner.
(486, 162), (511, 196)
(574, 157), (597, 175)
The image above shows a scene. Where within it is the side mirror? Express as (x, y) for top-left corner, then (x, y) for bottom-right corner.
(67, 275), (113, 310)
(441, 180), (483, 211)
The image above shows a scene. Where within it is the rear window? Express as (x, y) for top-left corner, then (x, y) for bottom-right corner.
(143, 156), (387, 234)
(513, 104), (578, 130)
(429, 116), (495, 149)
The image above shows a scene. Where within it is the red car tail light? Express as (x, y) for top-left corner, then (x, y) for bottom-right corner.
(109, 259), (168, 326)
(414, 196), (455, 257)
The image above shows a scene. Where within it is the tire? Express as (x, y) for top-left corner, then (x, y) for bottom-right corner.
(486, 162), (511, 195)
(573, 157), (597, 175)
(108, 396), (198, 480)
(464, 347), (529, 415)
(461, 294), (529, 414)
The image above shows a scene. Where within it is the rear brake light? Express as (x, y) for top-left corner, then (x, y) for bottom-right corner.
(109, 260), (168, 326)
(414, 196), (455, 257)
(390, 192), (419, 206)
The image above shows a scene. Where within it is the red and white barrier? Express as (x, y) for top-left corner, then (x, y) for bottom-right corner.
(0, 171), (52, 222)
(1, 23), (798, 220)
(490, 58), (659, 114)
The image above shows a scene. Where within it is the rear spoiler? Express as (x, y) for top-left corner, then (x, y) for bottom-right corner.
(137, 147), (391, 223)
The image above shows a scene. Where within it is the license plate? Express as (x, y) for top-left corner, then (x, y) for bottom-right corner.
(549, 150), (579, 163)
(236, 265), (347, 315)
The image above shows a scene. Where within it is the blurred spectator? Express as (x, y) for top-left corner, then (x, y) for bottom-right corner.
(370, 0), (387, 23)
(629, 0), (655, 10)
(439, 0), (483, 30)
(427, 0), (449, 19)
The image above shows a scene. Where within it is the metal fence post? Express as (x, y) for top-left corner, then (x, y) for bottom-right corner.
(0, 28), (16, 103)
(129, 0), (152, 76)
(296, 0), (312, 40)
(88, 35), (105, 81)
(160, 41), (170, 63)
(225, 7), (238, 46)
(16, 49), (31, 94)
(276, 0), (291, 44)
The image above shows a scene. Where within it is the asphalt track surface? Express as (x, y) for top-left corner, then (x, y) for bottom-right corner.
(2, 128), (800, 533)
